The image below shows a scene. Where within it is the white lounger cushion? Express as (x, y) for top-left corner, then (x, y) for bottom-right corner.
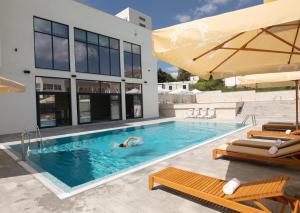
(227, 137), (300, 149)
(218, 143), (300, 158)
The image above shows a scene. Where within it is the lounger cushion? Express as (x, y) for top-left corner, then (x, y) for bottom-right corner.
(227, 139), (276, 148)
(284, 185), (300, 199)
(227, 137), (300, 149)
(218, 143), (300, 158)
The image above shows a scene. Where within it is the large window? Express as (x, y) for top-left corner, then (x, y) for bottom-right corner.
(74, 28), (120, 76)
(36, 77), (71, 128)
(77, 80), (121, 123)
(124, 42), (142, 79)
(34, 17), (70, 71)
(125, 83), (143, 119)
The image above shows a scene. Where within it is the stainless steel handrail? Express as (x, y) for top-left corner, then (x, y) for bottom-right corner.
(242, 114), (257, 126)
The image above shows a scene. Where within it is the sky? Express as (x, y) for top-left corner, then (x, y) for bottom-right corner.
(80, 0), (263, 78)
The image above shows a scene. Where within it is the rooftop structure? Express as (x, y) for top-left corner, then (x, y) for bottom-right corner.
(116, 7), (152, 30)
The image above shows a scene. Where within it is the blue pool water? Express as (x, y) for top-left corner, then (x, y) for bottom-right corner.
(9, 122), (243, 189)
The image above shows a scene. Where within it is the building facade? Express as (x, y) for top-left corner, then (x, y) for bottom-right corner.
(0, 0), (158, 135)
(158, 76), (199, 92)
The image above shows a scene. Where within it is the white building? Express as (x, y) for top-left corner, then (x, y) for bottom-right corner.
(116, 8), (152, 30)
(224, 77), (239, 87)
(158, 76), (199, 92)
(0, 0), (158, 135)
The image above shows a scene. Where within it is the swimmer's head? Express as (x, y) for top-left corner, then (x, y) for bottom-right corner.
(119, 143), (126, 148)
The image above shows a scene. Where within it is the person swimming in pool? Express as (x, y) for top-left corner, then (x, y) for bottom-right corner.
(119, 136), (142, 148)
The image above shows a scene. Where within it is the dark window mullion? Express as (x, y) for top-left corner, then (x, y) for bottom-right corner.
(99, 46), (102, 75)
(86, 31), (89, 73)
(97, 43), (100, 74)
(67, 36), (70, 71)
(108, 39), (112, 76)
(131, 48), (134, 78)
(51, 22), (54, 69)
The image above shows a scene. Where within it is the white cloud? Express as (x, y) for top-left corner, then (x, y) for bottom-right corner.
(165, 66), (179, 73)
(194, 3), (218, 17)
(174, 0), (253, 23)
(236, 0), (251, 8)
(170, 72), (179, 78)
(174, 14), (192, 23)
(194, 0), (230, 17)
(165, 66), (179, 78)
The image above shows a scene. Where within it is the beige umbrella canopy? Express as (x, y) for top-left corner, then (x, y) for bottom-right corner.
(152, 0), (300, 80)
(0, 76), (25, 93)
(238, 71), (300, 129)
(238, 71), (300, 88)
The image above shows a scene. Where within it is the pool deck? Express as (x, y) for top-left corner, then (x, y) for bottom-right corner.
(1, 118), (300, 213)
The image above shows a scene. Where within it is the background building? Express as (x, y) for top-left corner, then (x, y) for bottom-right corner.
(158, 76), (199, 91)
(0, 0), (158, 135)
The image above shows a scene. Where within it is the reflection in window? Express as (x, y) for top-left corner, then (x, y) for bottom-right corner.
(124, 42), (142, 79)
(125, 83), (142, 119)
(74, 28), (120, 76)
(76, 80), (100, 93)
(35, 33), (53, 69)
(88, 44), (99, 74)
(36, 77), (70, 92)
(34, 17), (69, 71)
(75, 41), (87, 73)
(99, 47), (110, 75)
(35, 77), (71, 128)
(110, 49), (120, 76)
(76, 80), (121, 122)
(53, 37), (69, 70)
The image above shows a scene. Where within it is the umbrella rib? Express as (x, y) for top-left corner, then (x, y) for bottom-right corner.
(288, 21), (300, 64)
(209, 28), (266, 74)
(193, 32), (245, 61)
(219, 47), (300, 55)
(264, 28), (300, 52)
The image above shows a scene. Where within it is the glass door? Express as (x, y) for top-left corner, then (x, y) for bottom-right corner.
(110, 95), (121, 120)
(133, 95), (142, 118)
(38, 94), (56, 127)
(78, 95), (91, 123)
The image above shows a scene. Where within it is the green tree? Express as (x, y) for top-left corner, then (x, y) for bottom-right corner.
(190, 77), (225, 91)
(177, 69), (191, 81)
(157, 68), (175, 83)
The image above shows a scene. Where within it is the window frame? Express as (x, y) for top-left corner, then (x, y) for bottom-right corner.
(125, 83), (143, 119)
(74, 27), (121, 77)
(123, 41), (142, 79)
(35, 76), (72, 128)
(33, 16), (70, 71)
(76, 79), (122, 124)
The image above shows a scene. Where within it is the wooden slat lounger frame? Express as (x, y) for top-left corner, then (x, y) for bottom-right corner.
(247, 130), (300, 140)
(212, 149), (300, 168)
(148, 167), (299, 213)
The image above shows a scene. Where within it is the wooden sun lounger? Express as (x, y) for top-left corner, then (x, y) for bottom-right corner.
(213, 143), (300, 168)
(247, 130), (300, 140)
(262, 122), (297, 132)
(148, 167), (299, 213)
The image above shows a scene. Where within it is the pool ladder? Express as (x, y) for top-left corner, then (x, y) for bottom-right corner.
(241, 114), (257, 126)
(21, 125), (43, 161)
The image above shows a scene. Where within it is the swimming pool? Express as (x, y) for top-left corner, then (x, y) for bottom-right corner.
(6, 121), (245, 198)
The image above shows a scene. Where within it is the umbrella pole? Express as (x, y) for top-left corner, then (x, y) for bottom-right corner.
(296, 80), (299, 130)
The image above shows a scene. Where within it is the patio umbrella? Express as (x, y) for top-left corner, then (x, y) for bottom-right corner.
(238, 71), (300, 129)
(0, 76), (25, 93)
(152, 0), (300, 80)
